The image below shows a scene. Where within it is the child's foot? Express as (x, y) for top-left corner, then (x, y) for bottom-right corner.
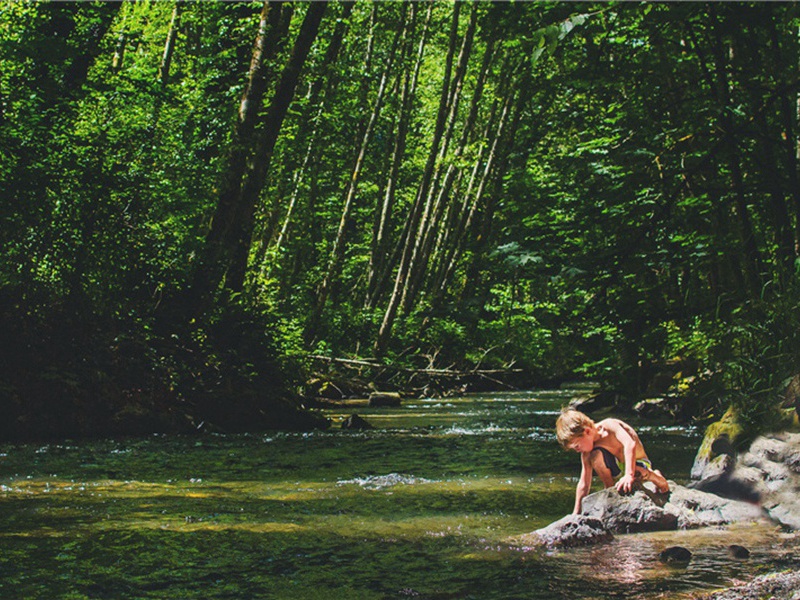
(641, 468), (670, 493)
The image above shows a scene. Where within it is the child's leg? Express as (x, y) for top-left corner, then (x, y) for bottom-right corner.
(589, 448), (617, 489)
(635, 465), (669, 493)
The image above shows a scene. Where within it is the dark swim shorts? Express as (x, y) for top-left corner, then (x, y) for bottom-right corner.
(597, 446), (653, 477)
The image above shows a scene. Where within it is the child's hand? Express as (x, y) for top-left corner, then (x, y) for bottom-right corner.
(615, 474), (635, 493)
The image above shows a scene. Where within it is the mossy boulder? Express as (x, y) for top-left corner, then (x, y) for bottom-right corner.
(691, 406), (744, 481)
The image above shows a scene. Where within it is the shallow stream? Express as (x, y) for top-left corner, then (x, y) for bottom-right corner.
(0, 388), (795, 599)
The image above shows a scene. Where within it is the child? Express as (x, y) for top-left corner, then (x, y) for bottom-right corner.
(556, 408), (669, 514)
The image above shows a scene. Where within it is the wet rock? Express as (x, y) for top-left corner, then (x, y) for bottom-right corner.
(513, 514), (613, 548)
(633, 397), (673, 419)
(659, 546), (692, 564)
(728, 544), (750, 559)
(341, 414), (373, 430)
(369, 391), (402, 407)
(580, 485), (677, 533)
(699, 570), (800, 600)
(516, 482), (765, 549)
(580, 483), (764, 533)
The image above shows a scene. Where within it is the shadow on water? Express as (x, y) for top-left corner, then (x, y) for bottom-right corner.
(0, 388), (793, 598)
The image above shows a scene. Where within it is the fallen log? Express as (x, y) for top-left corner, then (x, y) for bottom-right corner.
(308, 354), (523, 377)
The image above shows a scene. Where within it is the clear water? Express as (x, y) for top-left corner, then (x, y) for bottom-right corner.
(0, 388), (793, 599)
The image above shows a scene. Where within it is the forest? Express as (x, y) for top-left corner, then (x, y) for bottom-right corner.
(2, 0), (800, 441)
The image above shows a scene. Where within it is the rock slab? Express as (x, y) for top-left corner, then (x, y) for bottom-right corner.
(581, 483), (764, 534)
(515, 482), (765, 548)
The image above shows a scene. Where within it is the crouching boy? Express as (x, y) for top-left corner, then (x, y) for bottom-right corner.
(556, 408), (669, 514)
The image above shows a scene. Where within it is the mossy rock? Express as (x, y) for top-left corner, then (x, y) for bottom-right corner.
(691, 406), (744, 480)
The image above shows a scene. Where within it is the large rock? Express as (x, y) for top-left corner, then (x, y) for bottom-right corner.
(581, 483), (764, 533)
(700, 570), (800, 600)
(580, 485), (677, 532)
(511, 513), (613, 548)
(514, 482), (764, 548)
(692, 432), (800, 530)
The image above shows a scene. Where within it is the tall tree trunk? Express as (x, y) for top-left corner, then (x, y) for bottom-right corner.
(436, 73), (513, 304)
(374, 2), (462, 357)
(400, 3), (478, 312)
(225, 2), (327, 294)
(459, 86), (524, 319)
(189, 1), (288, 310)
(443, 74), (518, 313)
(255, 2), (354, 286)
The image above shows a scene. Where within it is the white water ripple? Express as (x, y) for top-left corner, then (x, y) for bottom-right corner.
(336, 473), (438, 490)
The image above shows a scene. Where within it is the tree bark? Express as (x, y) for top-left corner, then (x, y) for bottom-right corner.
(401, 3), (479, 312)
(158, 3), (181, 87)
(190, 1), (287, 311)
(365, 2), (433, 311)
(224, 2), (327, 294)
(255, 2), (354, 286)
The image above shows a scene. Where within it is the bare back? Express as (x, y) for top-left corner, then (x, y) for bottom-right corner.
(593, 418), (648, 462)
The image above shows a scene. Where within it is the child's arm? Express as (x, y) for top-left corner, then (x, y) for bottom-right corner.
(573, 452), (593, 514)
(607, 420), (638, 493)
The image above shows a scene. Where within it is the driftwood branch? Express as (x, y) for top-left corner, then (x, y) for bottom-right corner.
(308, 354), (522, 376)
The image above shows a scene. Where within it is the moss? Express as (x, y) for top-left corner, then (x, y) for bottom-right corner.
(696, 406), (744, 462)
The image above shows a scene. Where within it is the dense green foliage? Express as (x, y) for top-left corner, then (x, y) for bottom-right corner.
(2, 1), (799, 438)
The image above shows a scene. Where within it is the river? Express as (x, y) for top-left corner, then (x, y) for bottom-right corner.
(0, 387), (793, 598)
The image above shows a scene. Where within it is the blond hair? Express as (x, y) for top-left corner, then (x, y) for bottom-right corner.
(556, 408), (594, 448)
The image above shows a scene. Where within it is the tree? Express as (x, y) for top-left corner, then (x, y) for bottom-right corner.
(191, 2), (326, 309)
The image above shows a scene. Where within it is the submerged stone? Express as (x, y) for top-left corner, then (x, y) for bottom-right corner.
(341, 413), (373, 430)
(659, 546), (692, 564)
(728, 544), (751, 559)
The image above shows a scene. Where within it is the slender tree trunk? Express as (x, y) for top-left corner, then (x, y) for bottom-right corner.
(256, 2), (354, 285)
(428, 28), (495, 299)
(401, 3), (478, 311)
(374, 2), (461, 357)
(307, 4), (406, 341)
(189, 1), (287, 309)
(365, 2), (432, 311)
(158, 3), (181, 87)
(443, 80), (517, 309)
(459, 87), (524, 317)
